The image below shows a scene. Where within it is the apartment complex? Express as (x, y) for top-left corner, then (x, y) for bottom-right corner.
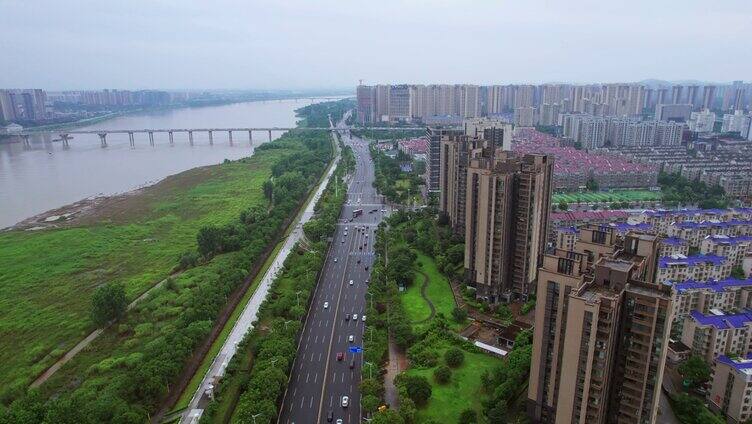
(708, 354), (752, 423)
(0, 89), (48, 122)
(528, 228), (672, 424)
(655, 254), (731, 285)
(672, 277), (752, 328)
(560, 114), (684, 148)
(464, 151), (554, 301)
(681, 310), (752, 363)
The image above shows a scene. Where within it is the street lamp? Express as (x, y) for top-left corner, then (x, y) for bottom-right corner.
(364, 361), (375, 379)
(251, 413), (263, 424)
(295, 290), (303, 306)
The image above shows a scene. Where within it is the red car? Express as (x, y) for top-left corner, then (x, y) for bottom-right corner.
(336, 352), (344, 361)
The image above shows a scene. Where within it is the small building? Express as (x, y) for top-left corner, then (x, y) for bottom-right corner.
(2, 123), (23, 134)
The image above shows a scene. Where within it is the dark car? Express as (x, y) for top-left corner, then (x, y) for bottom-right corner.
(345, 314), (350, 321)
(327, 410), (334, 422)
(365, 266), (369, 270)
(349, 358), (355, 369)
(336, 352), (344, 361)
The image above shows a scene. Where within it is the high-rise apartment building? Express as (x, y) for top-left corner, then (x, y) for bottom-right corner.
(439, 132), (483, 235)
(388, 84), (410, 122)
(515, 106), (537, 127)
(356, 85), (373, 124)
(0, 89), (48, 122)
(464, 150), (553, 301)
(702, 85), (717, 110)
(655, 104), (692, 122)
(688, 109), (716, 133)
(462, 117), (513, 151)
(528, 228), (672, 424)
(428, 126), (463, 193)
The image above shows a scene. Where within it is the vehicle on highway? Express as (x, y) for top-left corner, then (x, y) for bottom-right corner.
(353, 314), (358, 320)
(336, 352), (344, 361)
(334, 258), (337, 263)
(365, 279), (370, 284)
(362, 315), (366, 321)
(349, 279), (354, 286)
(324, 302), (329, 309)
(341, 239), (345, 243)
(337, 419), (343, 424)
(341, 396), (349, 408)
(365, 265), (369, 270)
(348, 335), (354, 343)
(352, 209), (363, 218)
(357, 259), (361, 264)
(327, 410), (333, 422)
(349, 358), (355, 369)
(345, 314), (350, 321)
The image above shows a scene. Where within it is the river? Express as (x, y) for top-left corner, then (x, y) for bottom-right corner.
(0, 97), (344, 228)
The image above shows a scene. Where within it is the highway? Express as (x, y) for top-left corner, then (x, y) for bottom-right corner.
(277, 127), (386, 424)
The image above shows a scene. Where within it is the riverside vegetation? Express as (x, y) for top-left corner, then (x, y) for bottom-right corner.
(0, 101), (349, 423)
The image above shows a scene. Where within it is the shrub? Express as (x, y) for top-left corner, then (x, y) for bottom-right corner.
(445, 347), (465, 368)
(458, 409), (478, 424)
(433, 365), (451, 384)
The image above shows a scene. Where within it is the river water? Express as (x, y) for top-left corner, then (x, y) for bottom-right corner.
(0, 98), (341, 228)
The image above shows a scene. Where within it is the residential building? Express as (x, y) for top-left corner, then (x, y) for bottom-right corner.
(707, 354), (752, 424)
(700, 235), (752, 267)
(681, 310), (752, 363)
(555, 227), (578, 251)
(464, 150), (554, 301)
(427, 126), (463, 193)
(462, 117), (512, 151)
(0, 89), (48, 122)
(528, 230), (672, 424)
(660, 237), (690, 256)
(514, 106), (536, 127)
(388, 84), (410, 122)
(722, 110), (752, 134)
(688, 109), (716, 133)
(656, 254), (731, 285)
(672, 277), (752, 327)
(655, 104), (692, 122)
(439, 132), (482, 235)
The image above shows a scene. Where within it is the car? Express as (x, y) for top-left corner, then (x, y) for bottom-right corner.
(353, 314), (358, 320)
(349, 358), (355, 369)
(345, 313), (350, 321)
(323, 302), (329, 309)
(362, 315), (366, 321)
(341, 396), (349, 408)
(359, 246), (362, 250)
(365, 279), (370, 284)
(333, 258), (338, 263)
(327, 410), (334, 422)
(364, 242), (367, 246)
(336, 352), (344, 361)
(337, 419), (343, 424)
(341, 239), (345, 243)
(345, 226), (348, 231)
(357, 259), (361, 264)
(365, 233), (369, 238)
(349, 279), (354, 286)
(348, 335), (354, 343)
(365, 266), (369, 270)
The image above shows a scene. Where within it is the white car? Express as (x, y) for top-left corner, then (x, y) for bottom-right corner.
(324, 302), (329, 309)
(348, 335), (354, 343)
(362, 315), (366, 322)
(349, 279), (354, 286)
(334, 258), (338, 263)
(336, 420), (343, 424)
(353, 314), (358, 321)
(341, 396), (349, 408)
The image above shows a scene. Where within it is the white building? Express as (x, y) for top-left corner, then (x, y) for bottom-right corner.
(688, 109), (716, 133)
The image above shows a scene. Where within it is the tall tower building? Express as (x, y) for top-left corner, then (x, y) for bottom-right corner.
(464, 151), (554, 301)
(429, 126), (463, 193)
(703, 85), (717, 110)
(686, 85), (699, 109)
(528, 228), (672, 424)
(671, 85), (684, 104)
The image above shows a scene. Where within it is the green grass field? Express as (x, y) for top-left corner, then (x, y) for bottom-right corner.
(0, 151), (289, 399)
(401, 253), (459, 332)
(406, 344), (502, 423)
(553, 189), (662, 204)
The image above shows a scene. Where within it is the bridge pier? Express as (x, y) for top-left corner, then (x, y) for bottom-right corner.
(248, 130), (253, 145)
(21, 134), (31, 147)
(98, 133), (107, 147)
(188, 131), (194, 146)
(148, 131), (154, 147)
(268, 130), (272, 142)
(208, 130), (213, 145)
(168, 131), (174, 145)
(228, 130), (233, 145)
(59, 133), (70, 148)
(128, 132), (135, 148)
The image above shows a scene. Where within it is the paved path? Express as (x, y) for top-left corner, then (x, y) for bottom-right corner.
(181, 123), (343, 424)
(383, 334), (408, 410)
(413, 271), (436, 324)
(31, 274), (172, 388)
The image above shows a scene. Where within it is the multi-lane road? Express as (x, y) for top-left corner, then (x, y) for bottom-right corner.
(278, 129), (386, 424)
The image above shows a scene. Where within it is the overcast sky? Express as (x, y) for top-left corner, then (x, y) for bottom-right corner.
(1, 0), (750, 90)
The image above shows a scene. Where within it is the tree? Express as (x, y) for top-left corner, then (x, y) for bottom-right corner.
(678, 355), (711, 388)
(433, 365), (451, 384)
(371, 409), (404, 424)
(263, 179), (274, 201)
(361, 394), (380, 414)
(557, 201), (568, 211)
(90, 283), (127, 327)
(731, 266), (746, 279)
(458, 409), (478, 424)
(451, 307), (468, 323)
(586, 177), (599, 192)
(398, 375), (432, 405)
(445, 347), (465, 368)
(671, 393), (724, 424)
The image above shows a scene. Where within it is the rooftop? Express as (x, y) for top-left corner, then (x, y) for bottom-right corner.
(717, 353), (752, 375)
(690, 310), (752, 329)
(658, 254), (727, 268)
(662, 237), (688, 246)
(704, 234), (752, 246)
(673, 277), (752, 293)
(556, 226), (579, 234)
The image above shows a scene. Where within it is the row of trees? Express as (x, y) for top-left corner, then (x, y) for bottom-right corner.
(199, 142), (355, 424)
(659, 171), (729, 209)
(1, 131), (335, 423)
(370, 147), (424, 205)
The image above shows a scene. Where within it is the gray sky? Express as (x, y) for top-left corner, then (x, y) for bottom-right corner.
(1, 0), (750, 90)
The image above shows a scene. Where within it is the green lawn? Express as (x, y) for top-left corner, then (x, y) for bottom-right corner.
(553, 189), (662, 204)
(400, 253), (459, 332)
(406, 345), (502, 423)
(0, 151), (288, 399)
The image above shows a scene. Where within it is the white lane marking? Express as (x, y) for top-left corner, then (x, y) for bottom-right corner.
(306, 373), (310, 383)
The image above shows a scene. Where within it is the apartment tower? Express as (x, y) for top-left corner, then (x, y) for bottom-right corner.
(528, 228), (672, 424)
(464, 150), (554, 301)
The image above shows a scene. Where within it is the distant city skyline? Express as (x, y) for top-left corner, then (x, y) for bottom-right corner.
(1, 0), (750, 90)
